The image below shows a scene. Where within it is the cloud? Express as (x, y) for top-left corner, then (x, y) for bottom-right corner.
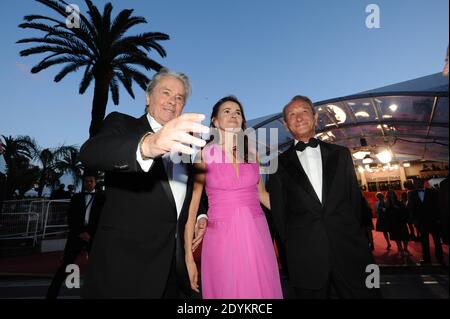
(15, 62), (40, 81)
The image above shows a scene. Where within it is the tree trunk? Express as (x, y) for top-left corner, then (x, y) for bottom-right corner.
(89, 74), (111, 137)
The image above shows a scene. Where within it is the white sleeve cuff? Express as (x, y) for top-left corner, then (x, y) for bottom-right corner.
(136, 144), (154, 172)
(196, 214), (208, 223)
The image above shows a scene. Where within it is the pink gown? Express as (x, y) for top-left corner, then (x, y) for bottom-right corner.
(200, 144), (283, 299)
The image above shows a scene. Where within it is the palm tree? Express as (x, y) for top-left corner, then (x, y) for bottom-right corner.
(1, 135), (38, 165)
(55, 146), (84, 188)
(17, 0), (169, 137)
(1, 135), (40, 198)
(34, 146), (74, 197)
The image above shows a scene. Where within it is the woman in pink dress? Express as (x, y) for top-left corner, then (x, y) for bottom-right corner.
(184, 96), (283, 299)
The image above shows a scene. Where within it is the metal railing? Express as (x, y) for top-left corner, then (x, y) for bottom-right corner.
(0, 212), (39, 247)
(1, 199), (70, 248)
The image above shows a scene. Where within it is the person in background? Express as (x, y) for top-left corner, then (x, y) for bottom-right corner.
(375, 192), (391, 250)
(46, 173), (105, 299)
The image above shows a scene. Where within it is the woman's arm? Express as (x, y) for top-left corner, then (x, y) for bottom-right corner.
(258, 176), (271, 210)
(256, 154), (271, 210)
(184, 155), (206, 293)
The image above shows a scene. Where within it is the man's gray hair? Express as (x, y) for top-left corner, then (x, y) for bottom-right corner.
(145, 68), (192, 99)
(282, 95), (315, 121)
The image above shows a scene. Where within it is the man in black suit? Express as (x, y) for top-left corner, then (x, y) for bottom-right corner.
(407, 178), (444, 265)
(268, 95), (378, 299)
(79, 68), (209, 298)
(46, 173), (105, 299)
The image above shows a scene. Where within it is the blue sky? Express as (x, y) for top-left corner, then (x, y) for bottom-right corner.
(1, 0), (448, 153)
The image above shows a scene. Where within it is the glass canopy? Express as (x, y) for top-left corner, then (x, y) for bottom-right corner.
(248, 73), (449, 164)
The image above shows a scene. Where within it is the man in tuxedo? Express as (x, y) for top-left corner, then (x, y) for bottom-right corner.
(407, 178), (444, 265)
(268, 95), (378, 299)
(46, 173), (105, 299)
(79, 68), (209, 298)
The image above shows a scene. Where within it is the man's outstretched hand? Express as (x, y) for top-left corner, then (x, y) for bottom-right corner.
(141, 113), (209, 158)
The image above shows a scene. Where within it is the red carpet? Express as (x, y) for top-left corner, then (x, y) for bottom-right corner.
(0, 225), (448, 276)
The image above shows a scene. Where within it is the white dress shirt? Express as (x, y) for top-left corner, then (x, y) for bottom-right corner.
(84, 191), (95, 225)
(295, 139), (323, 203)
(136, 114), (188, 218)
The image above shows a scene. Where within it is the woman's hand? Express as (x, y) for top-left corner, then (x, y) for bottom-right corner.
(186, 259), (199, 293)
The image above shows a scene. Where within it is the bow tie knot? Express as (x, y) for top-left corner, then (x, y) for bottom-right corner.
(295, 138), (319, 152)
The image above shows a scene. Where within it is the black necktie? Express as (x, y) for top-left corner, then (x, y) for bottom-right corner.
(295, 138), (319, 152)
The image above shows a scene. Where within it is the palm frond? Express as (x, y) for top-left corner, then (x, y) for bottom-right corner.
(114, 54), (163, 71)
(23, 14), (61, 24)
(102, 2), (113, 35)
(112, 32), (169, 58)
(115, 71), (134, 99)
(109, 77), (119, 105)
(79, 64), (94, 94)
(54, 61), (85, 82)
(84, 0), (103, 36)
(30, 55), (87, 73)
(119, 65), (149, 90)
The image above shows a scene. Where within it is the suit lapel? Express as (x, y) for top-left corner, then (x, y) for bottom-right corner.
(179, 163), (194, 220)
(139, 114), (178, 214)
(154, 157), (178, 215)
(138, 114), (154, 133)
(284, 144), (322, 206)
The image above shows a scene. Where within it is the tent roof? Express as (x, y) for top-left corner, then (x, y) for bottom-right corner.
(249, 73), (449, 163)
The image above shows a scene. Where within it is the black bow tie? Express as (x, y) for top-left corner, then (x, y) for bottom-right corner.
(295, 138), (319, 152)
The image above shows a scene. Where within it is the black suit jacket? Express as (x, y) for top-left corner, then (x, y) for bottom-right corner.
(79, 112), (194, 298)
(268, 141), (374, 290)
(67, 192), (105, 238)
(407, 188), (440, 232)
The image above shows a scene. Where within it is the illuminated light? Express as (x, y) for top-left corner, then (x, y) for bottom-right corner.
(355, 111), (370, 118)
(377, 125), (382, 129)
(393, 164), (399, 170)
(389, 104), (398, 112)
(363, 102), (371, 106)
(362, 154), (374, 164)
(325, 123), (336, 127)
(348, 102), (356, 106)
(403, 162), (411, 167)
(382, 114), (393, 119)
(375, 98), (383, 103)
(376, 149), (393, 164)
(327, 105), (347, 124)
(353, 150), (370, 160)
